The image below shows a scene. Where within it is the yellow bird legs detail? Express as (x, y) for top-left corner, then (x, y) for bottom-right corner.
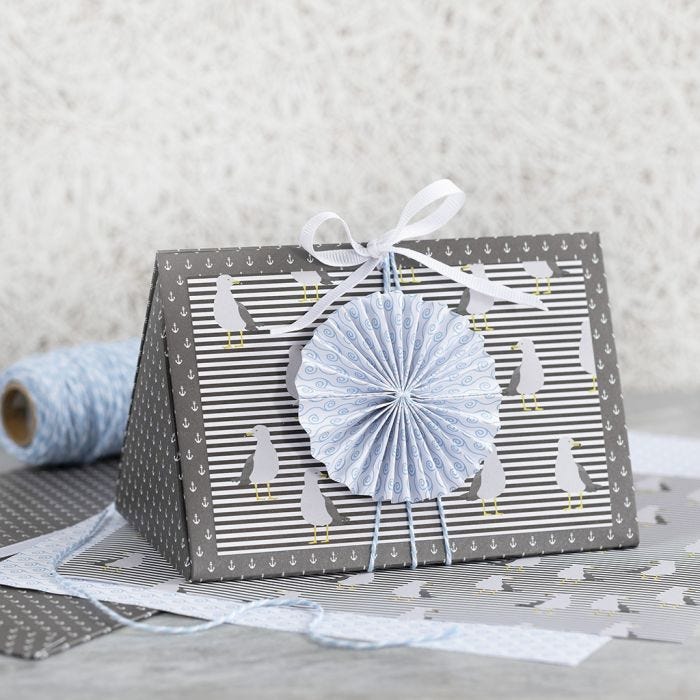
(398, 265), (419, 284)
(470, 314), (494, 332)
(533, 278), (553, 295)
(301, 284), (321, 303)
(309, 525), (330, 545)
(520, 394), (543, 411)
(563, 493), (584, 511)
(481, 499), (503, 517)
(224, 330), (244, 349)
(253, 482), (277, 501)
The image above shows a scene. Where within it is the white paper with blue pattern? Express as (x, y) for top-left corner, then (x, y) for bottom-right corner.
(297, 291), (502, 504)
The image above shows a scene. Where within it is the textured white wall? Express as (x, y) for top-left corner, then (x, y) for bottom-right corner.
(1, 1), (699, 391)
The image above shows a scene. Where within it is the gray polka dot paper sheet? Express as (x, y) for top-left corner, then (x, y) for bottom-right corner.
(117, 234), (639, 582)
(44, 464), (700, 646)
(0, 459), (157, 660)
(0, 458), (120, 557)
(0, 586), (154, 660)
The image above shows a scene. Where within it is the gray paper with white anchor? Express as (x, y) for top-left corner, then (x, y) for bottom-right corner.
(0, 459), (156, 660)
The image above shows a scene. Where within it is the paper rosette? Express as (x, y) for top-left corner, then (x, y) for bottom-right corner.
(296, 291), (502, 504)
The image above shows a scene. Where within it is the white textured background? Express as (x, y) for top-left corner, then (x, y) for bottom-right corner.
(1, 0), (699, 391)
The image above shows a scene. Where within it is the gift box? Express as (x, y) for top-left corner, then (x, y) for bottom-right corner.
(116, 182), (638, 582)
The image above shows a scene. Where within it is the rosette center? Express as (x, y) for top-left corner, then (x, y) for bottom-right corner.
(392, 387), (413, 403)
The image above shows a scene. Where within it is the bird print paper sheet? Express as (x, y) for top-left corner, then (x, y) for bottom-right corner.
(55, 469), (700, 645)
(130, 233), (637, 580)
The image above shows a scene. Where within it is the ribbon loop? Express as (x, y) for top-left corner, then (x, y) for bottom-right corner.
(266, 179), (545, 335)
(391, 178), (466, 244)
(299, 212), (367, 268)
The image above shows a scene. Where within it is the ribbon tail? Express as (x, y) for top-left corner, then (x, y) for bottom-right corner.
(264, 259), (380, 336)
(392, 247), (547, 311)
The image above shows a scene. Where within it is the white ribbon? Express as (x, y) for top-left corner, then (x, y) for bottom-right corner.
(267, 179), (546, 335)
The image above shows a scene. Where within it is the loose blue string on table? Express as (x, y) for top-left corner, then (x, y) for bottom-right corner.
(0, 339), (140, 466)
(47, 502), (460, 648)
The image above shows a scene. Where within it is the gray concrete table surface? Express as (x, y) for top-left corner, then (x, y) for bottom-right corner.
(1, 391), (699, 700)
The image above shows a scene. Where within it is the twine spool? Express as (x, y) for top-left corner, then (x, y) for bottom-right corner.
(0, 339), (140, 466)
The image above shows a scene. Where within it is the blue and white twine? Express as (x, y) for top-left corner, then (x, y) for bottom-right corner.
(0, 339), (139, 465)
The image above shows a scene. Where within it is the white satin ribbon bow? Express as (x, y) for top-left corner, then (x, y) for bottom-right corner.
(267, 179), (546, 335)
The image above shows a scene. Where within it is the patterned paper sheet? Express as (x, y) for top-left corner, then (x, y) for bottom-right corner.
(0, 586), (154, 660)
(0, 458), (119, 556)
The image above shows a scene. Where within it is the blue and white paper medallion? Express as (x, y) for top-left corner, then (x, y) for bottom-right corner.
(296, 290), (502, 504)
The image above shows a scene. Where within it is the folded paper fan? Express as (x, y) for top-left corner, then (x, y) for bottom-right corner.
(296, 291), (502, 504)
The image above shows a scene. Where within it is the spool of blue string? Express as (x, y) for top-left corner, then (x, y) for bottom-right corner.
(0, 339), (140, 466)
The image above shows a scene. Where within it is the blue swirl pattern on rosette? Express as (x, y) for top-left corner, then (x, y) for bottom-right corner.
(296, 291), (502, 504)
